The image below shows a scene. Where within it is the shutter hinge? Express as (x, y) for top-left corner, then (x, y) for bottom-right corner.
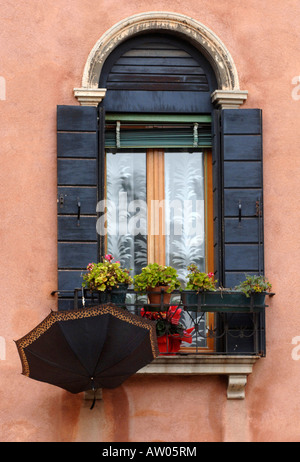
(255, 200), (262, 217)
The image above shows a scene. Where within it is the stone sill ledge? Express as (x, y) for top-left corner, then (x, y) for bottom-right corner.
(84, 355), (260, 402)
(137, 355), (260, 399)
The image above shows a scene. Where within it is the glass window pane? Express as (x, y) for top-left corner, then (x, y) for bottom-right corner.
(164, 151), (205, 283)
(165, 151), (207, 349)
(106, 152), (147, 275)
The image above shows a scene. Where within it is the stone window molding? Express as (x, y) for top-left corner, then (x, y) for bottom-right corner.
(84, 356), (259, 401)
(73, 12), (248, 109)
(138, 355), (259, 400)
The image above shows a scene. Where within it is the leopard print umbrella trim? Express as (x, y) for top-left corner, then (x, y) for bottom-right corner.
(15, 304), (159, 377)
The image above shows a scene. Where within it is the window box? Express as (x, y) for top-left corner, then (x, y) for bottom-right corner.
(71, 288), (273, 356)
(181, 290), (268, 313)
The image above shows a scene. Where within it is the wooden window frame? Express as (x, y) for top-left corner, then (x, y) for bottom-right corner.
(105, 147), (215, 352)
(147, 148), (166, 265)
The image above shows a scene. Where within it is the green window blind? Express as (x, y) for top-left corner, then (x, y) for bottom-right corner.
(105, 114), (212, 149)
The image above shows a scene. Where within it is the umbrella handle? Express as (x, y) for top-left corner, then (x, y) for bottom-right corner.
(81, 287), (85, 307)
(90, 378), (96, 410)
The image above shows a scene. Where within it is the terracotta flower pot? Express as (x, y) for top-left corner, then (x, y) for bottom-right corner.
(157, 335), (181, 354)
(147, 286), (171, 308)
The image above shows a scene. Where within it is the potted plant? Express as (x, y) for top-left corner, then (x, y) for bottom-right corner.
(183, 266), (272, 312)
(233, 274), (272, 306)
(81, 254), (133, 305)
(141, 306), (194, 354)
(211, 274), (272, 312)
(182, 264), (217, 308)
(134, 263), (181, 308)
(185, 264), (217, 293)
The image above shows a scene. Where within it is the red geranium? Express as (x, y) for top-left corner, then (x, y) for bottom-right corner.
(141, 306), (194, 353)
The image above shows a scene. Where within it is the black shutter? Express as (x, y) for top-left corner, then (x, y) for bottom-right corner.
(100, 34), (217, 113)
(57, 105), (100, 310)
(221, 109), (264, 286)
(212, 110), (223, 285)
(214, 108), (265, 354)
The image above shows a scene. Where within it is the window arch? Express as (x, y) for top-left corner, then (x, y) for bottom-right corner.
(82, 12), (239, 91)
(99, 33), (217, 113)
(74, 12), (248, 108)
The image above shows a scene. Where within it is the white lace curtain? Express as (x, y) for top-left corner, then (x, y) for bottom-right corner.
(106, 150), (205, 282)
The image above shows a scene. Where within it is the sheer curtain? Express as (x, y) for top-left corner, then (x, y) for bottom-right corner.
(164, 151), (205, 283)
(106, 150), (205, 280)
(165, 151), (207, 348)
(106, 152), (147, 276)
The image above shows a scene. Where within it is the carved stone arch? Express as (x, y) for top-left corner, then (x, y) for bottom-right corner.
(74, 12), (248, 108)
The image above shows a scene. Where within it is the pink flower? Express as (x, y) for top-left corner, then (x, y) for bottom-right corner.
(105, 254), (113, 261)
(87, 263), (95, 271)
(208, 272), (214, 279)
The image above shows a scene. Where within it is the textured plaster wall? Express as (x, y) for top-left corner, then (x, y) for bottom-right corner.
(0, 0), (300, 442)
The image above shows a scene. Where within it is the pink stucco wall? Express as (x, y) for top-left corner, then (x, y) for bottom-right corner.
(1, 1), (300, 442)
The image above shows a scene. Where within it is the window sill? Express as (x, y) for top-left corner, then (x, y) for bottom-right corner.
(84, 355), (260, 402)
(136, 354), (260, 399)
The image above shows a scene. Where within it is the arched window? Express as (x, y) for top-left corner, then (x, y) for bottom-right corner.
(56, 16), (264, 355)
(97, 33), (217, 282)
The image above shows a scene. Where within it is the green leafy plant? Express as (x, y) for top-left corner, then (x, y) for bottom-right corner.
(82, 254), (133, 292)
(134, 263), (181, 293)
(185, 264), (217, 293)
(234, 274), (272, 297)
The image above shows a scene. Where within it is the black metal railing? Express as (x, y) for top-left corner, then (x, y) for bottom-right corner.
(53, 288), (273, 356)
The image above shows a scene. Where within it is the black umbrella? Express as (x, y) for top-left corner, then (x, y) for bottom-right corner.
(16, 304), (159, 397)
